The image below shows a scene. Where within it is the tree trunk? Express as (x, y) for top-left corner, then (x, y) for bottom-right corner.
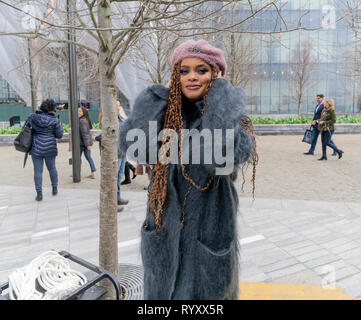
(98, 0), (118, 300)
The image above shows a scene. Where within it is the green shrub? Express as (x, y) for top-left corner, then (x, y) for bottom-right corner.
(250, 115), (361, 125)
(0, 122), (100, 134)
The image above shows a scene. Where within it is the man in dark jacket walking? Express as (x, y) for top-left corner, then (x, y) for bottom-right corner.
(304, 94), (324, 155)
(27, 99), (63, 201)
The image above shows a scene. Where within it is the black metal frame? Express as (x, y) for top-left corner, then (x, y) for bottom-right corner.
(0, 250), (121, 300)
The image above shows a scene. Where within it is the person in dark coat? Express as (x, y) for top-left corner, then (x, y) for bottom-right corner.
(119, 39), (257, 299)
(116, 99), (129, 212)
(78, 106), (96, 178)
(121, 161), (136, 185)
(26, 99), (63, 201)
(317, 98), (344, 160)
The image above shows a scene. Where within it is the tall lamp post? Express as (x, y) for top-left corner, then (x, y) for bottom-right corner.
(27, 38), (36, 112)
(67, 0), (81, 183)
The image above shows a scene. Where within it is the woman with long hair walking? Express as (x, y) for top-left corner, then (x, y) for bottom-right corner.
(78, 106), (96, 178)
(317, 98), (344, 160)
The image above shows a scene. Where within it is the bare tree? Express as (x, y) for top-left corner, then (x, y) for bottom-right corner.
(287, 41), (317, 116)
(223, 32), (258, 88)
(127, 24), (180, 85)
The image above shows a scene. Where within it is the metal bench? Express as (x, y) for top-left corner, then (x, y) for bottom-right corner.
(0, 251), (122, 300)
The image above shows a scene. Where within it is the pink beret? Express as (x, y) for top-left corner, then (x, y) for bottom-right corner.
(171, 39), (227, 76)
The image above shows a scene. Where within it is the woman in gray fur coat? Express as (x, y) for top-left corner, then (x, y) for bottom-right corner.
(119, 39), (257, 300)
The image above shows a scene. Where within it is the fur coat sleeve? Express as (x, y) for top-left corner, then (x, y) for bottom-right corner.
(118, 84), (169, 163)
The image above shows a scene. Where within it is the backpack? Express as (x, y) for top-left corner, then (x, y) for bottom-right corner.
(14, 117), (33, 153)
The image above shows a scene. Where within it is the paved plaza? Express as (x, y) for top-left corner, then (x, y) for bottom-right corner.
(1, 134), (361, 299)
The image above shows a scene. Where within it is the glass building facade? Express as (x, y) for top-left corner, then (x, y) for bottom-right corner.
(0, 74), (22, 103)
(229, 0), (360, 114)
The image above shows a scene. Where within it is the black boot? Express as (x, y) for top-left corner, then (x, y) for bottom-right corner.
(338, 150), (344, 159)
(36, 191), (43, 201)
(129, 163), (137, 179)
(318, 156), (327, 161)
(52, 186), (58, 196)
(121, 179), (131, 185)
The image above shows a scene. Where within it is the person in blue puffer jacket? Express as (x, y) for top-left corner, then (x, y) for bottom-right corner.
(26, 99), (63, 201)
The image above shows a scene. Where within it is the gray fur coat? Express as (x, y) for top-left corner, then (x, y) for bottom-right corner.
(118, 78), (254, 300)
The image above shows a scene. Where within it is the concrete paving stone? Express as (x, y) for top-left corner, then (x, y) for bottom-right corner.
(246, 218), (280, 228)
(36, 210), (69, 220)
(249, 198), (283, 210)
(345, 203), (361, 217)
(33, 222), (69, 233)
(241, 242), (277, 256)
(313, 260), (348, 275)
(240, 239), (269, 250)
(280, 239), (315, 251)
(337, 274), (361, 298)
(299, 226), (329, 237)
(303, 230), (337, 242)
(0, 237), (31, 249)
(329, 241), (361, 255)
(295, 249), (330, 263)
(303, 254), (341, 269)
(30, 237), (68, 249)
(286, 244), (322, 257)
(240, 272), (269, 282)
(270, 269), (323, 286)
(344, 232), (361, 242)
(339, 254), (361, 266)
(273, 236), (308, 248)
(338, 247), (361, 261)
(265, 232), (298, 243)
(324, 220), (350, 230)
(266, 264), (307, 280)
(0, 268), (14, 284)
(247, 247), (292, 267)
(289, 222), (320, 232)
(0, 222), (34, 234)
(118, 254), (142, 266)
(259, 257), (299, 273)
(333, 266), (360, 281)
(311, 233), (343, 245)
(69, 219), (98, 229)
(118, 245), (141, 259)
(70, 233), (98, 245)
(253, 226), (290, 238)
(337, 226), (361, 236)
(278, 217), (310, 227)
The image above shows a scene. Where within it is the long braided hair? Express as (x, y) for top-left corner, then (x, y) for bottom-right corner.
(145, 62), (257, 232)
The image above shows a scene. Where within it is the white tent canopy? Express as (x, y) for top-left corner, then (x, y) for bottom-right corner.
(0, 1), (151, 108)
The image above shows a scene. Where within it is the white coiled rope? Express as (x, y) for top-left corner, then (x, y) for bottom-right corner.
(8, 251), (87, 300)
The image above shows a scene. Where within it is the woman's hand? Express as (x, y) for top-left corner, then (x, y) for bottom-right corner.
(87, 146), (91, 150)
(319, 121), (325, 125)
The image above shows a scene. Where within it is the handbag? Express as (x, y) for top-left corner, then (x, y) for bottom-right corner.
(302, 125), (313, 144)
(14, 118), (33, 153)
(14, 117), (33, 168)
